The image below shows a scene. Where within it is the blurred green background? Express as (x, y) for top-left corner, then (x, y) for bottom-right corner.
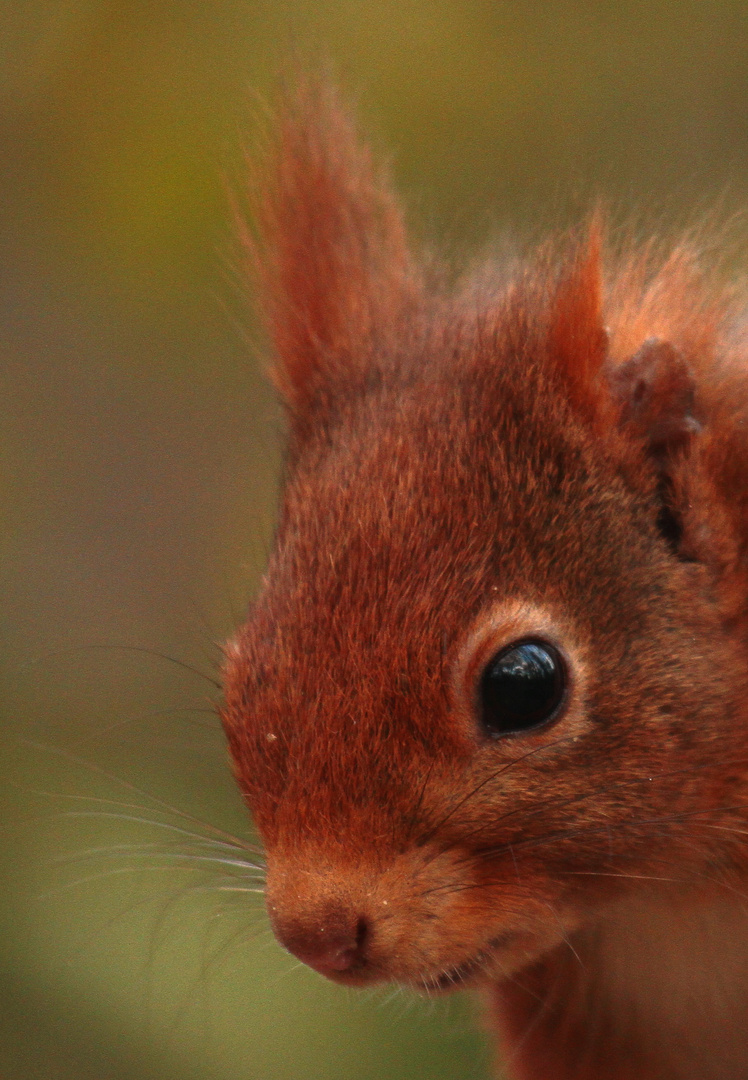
(3, 2), (748, 1078)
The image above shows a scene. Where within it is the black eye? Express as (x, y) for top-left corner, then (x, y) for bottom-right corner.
(479, 640), (566, 737)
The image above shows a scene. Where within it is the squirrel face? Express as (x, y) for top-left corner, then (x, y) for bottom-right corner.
(222, 298), (748, 990)
(221, 81), (748, 994)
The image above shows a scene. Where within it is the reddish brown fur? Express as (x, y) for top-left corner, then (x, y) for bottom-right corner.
(222, 79), (748, 1079)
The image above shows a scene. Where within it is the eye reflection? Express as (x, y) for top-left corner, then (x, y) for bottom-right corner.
(479, 640), (565, 737)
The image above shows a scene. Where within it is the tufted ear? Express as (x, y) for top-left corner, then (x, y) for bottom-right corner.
(547, 217), (609, 422)
(247, 78), (421, 418)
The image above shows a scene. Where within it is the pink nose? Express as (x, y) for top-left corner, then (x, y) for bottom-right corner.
(271, 910), (369, 978)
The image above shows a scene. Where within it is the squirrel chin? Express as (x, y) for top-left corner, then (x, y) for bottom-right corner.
(411, 925), (578, 995)
(413, 933), (521, 995)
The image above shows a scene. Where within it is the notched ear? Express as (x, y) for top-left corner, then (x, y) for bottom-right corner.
(608, 337), (702, 555)
(547, 218), (609, 423)
(248, 78), (421, 418)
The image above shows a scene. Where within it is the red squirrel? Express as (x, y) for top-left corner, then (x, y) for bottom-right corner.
(221, 79), (748, 1080)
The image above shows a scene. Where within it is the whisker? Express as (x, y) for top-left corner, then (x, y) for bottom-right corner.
(56, 836), (260, 857)
(418, 878), (527, 900)
(696, 823), (748, 838)
(558, 870), (684, 883)
(53, 848), (256, 875)
(540, 900), (583, 968)
(18, 739), (260, 853)
(206, 885), (265, 894)
(58, 848), (266, 873)
(96, 705), (220, 737)
(57, 885), (185, 968)
(447, 763), (748, 861)
(24, 787), (262, 853)
(24, 644), (222, 690)
(36, 865), (252, 899)
(417, 736), (578, 852)
(406, 759), (436, 841)
(56, 835), (259, 859)
(487, 802), (748, 861)
(58, 809), (262, 857)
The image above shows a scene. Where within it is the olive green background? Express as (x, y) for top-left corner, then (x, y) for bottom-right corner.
(3, 3), (748, 1078)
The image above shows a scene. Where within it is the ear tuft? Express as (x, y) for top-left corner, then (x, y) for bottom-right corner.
(548, 215), (608, 419)
(606, 243), (725, 370)
(247, 77), (420, 418)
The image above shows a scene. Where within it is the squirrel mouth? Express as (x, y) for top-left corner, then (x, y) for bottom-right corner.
(416, 933), (517, 993)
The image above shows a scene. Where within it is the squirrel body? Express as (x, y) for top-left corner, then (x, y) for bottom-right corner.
(221, 80), (748, 1079)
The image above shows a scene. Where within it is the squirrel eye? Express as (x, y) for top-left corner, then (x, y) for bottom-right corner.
(479, 640), (566, 737)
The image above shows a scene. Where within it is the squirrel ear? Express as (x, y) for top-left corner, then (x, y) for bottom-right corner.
(607, 337), (701, 461)
(547, 217), (609, 421)
(608, 337), (701, 554)
(248, 78), (420, 417)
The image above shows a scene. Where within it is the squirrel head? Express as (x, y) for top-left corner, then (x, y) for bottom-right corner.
(222, 80), (748, 990)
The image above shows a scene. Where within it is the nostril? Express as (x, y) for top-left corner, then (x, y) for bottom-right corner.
(274, 911), (370, 977)
(323, 915), (369, 971)
(321, 915), (370, 972)
(324, 942), (358, 972)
